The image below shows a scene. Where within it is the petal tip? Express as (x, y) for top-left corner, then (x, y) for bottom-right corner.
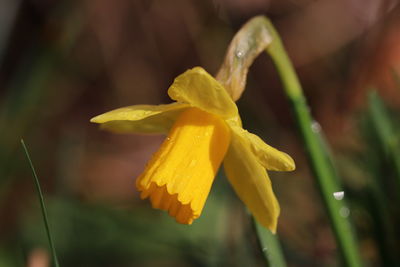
(261, 216), (278, 234)
(90, 116), (100, 123)
(255, 216), (278, 234)
(190, 66), (206, 73)
(256, 211), (279, 234)
(270, 227), (277, 234)
(284, 154), (296, 171)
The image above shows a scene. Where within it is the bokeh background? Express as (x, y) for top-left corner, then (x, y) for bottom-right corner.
(1, 0), (400, 266)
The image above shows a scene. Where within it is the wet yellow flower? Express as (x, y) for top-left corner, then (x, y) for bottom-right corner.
(91, 67), (294, 232)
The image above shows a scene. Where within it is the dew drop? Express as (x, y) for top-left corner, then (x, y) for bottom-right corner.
(339, 206), (350, 218)
(189, 159), (197, 167)
(333, 191), (344, 200)
(236, 51), (243, 58)
(311, 121), (321, 133)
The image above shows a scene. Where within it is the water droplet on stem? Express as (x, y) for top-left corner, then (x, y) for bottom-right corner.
(339, 206), (350, 218)
(236, 51), (243, 58)
(333, 191), (344, 200)
(311, 121), (321, 133)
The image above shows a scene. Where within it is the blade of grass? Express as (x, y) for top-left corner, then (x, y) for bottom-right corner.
(21, 139), (59, 267)
(263, 18), (362, 267)
(254, 219), (287, 267)
(367, 90), (400, 190)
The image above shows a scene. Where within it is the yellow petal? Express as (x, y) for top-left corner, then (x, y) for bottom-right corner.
(230, 125), (295, 171)
(137, 107), (231, 224)
(223, 129), (280, 233)
(90, 103), (189, 134)
(168, 67), (238, 119)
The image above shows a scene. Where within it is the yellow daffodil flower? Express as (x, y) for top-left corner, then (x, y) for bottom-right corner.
(91, 67), (295, 232)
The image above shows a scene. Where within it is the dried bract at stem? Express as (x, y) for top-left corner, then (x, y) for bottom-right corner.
(216, 16), (272, 101)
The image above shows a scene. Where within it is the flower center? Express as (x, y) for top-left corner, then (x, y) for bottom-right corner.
(136, 107), (231, 224)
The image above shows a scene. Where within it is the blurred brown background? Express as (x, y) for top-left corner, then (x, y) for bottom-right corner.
(1, 0), (400, 266)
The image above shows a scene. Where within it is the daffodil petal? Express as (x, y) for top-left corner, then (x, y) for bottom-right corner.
(90, 103), (189, 134)
(230, 126), (295, 171)
(223, 129), (280, 232)
(137, 107), (231, 224)
(168, 67), (238, 119)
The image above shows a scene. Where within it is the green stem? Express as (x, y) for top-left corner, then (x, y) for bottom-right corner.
(254, 219), (287, 267)
(21, 139), (60, 267)
(264, 19), (362, 267)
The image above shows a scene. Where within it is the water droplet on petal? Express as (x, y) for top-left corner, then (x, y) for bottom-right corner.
(339, 206), (350, 218)
(189, 159), (197, 167)
(333, 191), (345, 200)
(236, 51), (243, 58)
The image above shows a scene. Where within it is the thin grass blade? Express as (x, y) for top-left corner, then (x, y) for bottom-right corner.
(21, 139), (60, 267)
(254, 219), (287, 267)
(367, 90), (400, 189)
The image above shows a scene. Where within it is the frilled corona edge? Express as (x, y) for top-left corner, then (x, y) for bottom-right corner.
(136, 107), (231, 224)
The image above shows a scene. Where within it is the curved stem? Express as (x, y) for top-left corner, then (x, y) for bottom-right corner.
(218, 15), (362, 267)
(263, 18), (362, 267)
